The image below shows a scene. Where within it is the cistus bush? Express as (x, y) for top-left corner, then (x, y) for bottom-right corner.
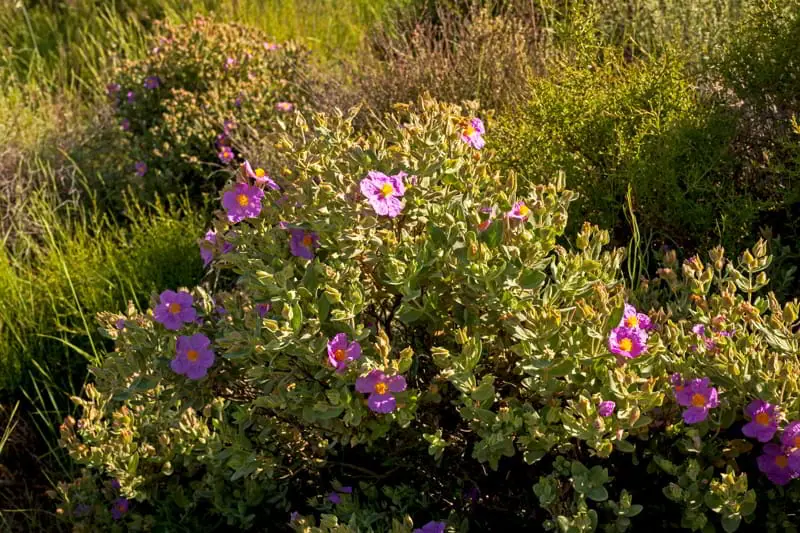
(57, 98), (800, 532)
(102, 16), (313, 209)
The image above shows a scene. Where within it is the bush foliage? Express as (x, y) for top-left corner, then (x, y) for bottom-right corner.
(56, 99), (800, 532)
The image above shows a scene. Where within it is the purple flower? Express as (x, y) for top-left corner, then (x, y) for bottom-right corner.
(288, 228), (319, 260)
(134, 161), (148, 177)
(275, 101), (294, 112)
(110, 479), (121, 490)
(243, 161), (279, 190)
(781, 421), (800, 449)
(607, 326), (648, 359)
(598, 400), (616, 417)
(619, 304), (652, 330)
(110, 497), (128, 520)
(126, 91), (135, 103)
(460, 117), (485, 150)
(120, 118), (130, 131)
(225, 57), (237, 69)
(106, 83), (120, 96)
(757, 444), (797, 485)
(327, 492), (342, 504)
(356, 370), (406, 413)
(218, 146), (235, 164)
(415, 521), (446, 533)
(675, 377), (719, 424)
(289, 511), (300, 523)
(222, 182), (264, 223)
(115, 318), (126, 330)
(200, 229), (217, 267)
(256, 303), (271, 317)
(742, 399), (779, 442)
(507, 201), (530, 221)
(360, 171), (406, 218)
(692, 323), (706, 337)
(338, 486), (353, 493)
(216, 133), (230, 149)
(153, 290), (196, 330)
(223, 119), (235, 135)
(327, 333), (361, 372)
(143, 76), (160, 89)
(74, 503), (91, 517)
(171, 333), (215, 380)
(264, 42), (279, 51)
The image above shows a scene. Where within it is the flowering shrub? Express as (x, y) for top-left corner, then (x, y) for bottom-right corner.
(57, 98), (800, 531)
(105, 16), (313, 206)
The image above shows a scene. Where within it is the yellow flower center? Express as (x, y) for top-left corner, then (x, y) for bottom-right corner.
(302, 234), (313, 247)
(237, 194), (249, 207)
(464, 126), (476, 137)
(691, 393), (706, 407)
(518, 204), (530, 217)
(755, 412), (771, 426)
(186, 349), (199, 362)
(675, 385), (684, 392)
(334, 349), (347, 362)
(380, 183), (394, 197)
(116, 503), (126, 512)
(255, 168), (266, 177)
(794, 436), (800, 448)
(625, 315), (639, 328)
(374, 382), (388, 395)
(619, 338), (633, 352)
(776, 455), (789, 468)
(168, 303), (182, 314)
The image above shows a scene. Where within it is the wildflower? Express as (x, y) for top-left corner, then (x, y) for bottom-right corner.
(757, 444), (797, 485)
(692, 324), (706, 336)
(460, 117), (485, 149)
(742, 399), (779, 442)
(115, 319), (126, 330)
(110, 497), (128, 520)
(153, 290), (196, 330)
(256, 303), (271, 317)
(275, 101), (294, 112)
(327, 333), (361, 372)
(507, 201), (530, 221)
(223, 119), (235, 135)
(106, 83), (120, 96)
(619, 304), (652, 330)
(171, 333), (215, 380)
(225, 57), (236, 69)
(143, 76), (160, 90)
(243, 160), (279, 190)
(215, 133), (230, 149)
(134, 161), (148, 177)
(360, 171), (406, 218)
(327, 486), (352, 505)
(110, 479), (121, 490)
(598, 400), (616, 417)
(670, 373), (684, 393)
(127, 91), (135, 103)
(781, 421), (800, 449)
(415, 521), (446, 533)
(288, 228), (319, 260)
(218, 145), (235, 164)
(74, 503), (91, 517)
(264, 42), (279, 51)
(355, 370), (407, 413)
(120, 118), (130, 131)
(607, 326), (648, 359)
(200, 229), (234, 266)
(222, 182), (264, 223)
(675, 377), (719, 424)
(289, 511), (300, 523)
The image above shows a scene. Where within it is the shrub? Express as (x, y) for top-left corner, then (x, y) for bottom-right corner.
(57, 98), (800, 531)
(98, 16), (314, 210)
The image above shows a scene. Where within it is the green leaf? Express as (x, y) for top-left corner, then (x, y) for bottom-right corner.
(483, 219), (504, 248)
(398, 305), (423, 324)
(317, 293), (330, 322)
(721, 515), (741, 533)
(290, 303), (303, 333)
(471, 382), (495, 403)
(520, 268), (546, 290)
(625, 504), (643, 518)
(587, 486), (608, 502)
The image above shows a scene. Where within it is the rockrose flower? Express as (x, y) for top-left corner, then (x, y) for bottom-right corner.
(264, 42), (279, 51)
(507, 201), (530, 221)
(327, 486), (353, 504)
(415, 521), (446, 533)
(288, 228), (319, 259)
(143, 76), (160, 89)
(222, 182), (264, 223)
(127, 91), (135, 103)
(243, 160), (279, 190)
(670, 373), (684, 393)
(598, 400), (616, 417)
(619, 304), (652, 330)
(153, 290), (196, 330)
(757, 444), (797, 485)
(218, 145), (235, 164)
(171, 333), (215, 380)
(120, 118), (130, 131)
(460, 117), (485, 149)
(356, 370), (406, 413)
(256, 303), (271, 317)
(360, 171), (406, 218)
(781, 421), (800, 449)
(675, 377), (719, 424)
(607, 326), (648, 358)
(327, 333), (361, 372)
(275, 101), (294, 112)
(134, 161), (148, 177)
(110, 497), (128, 520)
(742, 399), (779, 442)
(107, 83), (120, 96)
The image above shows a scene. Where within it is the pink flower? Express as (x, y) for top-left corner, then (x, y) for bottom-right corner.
(607, 326), (648, 358)
(242, 160), (279, 190)
(742, 399), (779, 442)
(355, 370), (406, 413)
(757, 444), (797, 485)
(171, 333), (215, 380)
(275, 101), (294, 112)
(507, 201), (530, 221)
(218, 146), (235, 164)
(675, 377), (719, 424)
(460, 118), (485, 149)
(134, 161), (148, 177)
(327, 333), (361, 372)
(619, 304), (652, 330)
(288, 228), (319, 260)
(360, 171), (406, 218)
(222, 182), (264, 223)
(598, 400), (616, 417)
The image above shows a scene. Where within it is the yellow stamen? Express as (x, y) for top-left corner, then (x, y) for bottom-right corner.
(237, 194), (249, 207)
(374, 382), (388, 395)
(302, 234), (313, 247)
(168, 303), (181, 314)
(186, 350), (199, 362)
(380, 183), (394, 198)
(255, 168), (265, 177)
(464, 126), (476, 137)
(794, 436), (800, 448)
(518, 204), (530, 217)
(334, 349), (347, 362)
(776, 455), (789, 468)
(619, 338), (633, 352)
(625, 315), (639, 328)
(691, 393), (706, 407)
(755, 412), (771, 426)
